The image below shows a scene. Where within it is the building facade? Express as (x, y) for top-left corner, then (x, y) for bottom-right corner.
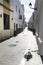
(28, 14), (34, 29)
(34, 0), (43, 56)
(13, 0), (25, 36)
(0, 0), (25, 41)
(28, 12), (36, 35)
(0, 0), (14, 42)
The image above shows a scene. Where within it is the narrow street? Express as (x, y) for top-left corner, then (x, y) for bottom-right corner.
(0, 0), (43, 65)
(0, 27), (42, 65)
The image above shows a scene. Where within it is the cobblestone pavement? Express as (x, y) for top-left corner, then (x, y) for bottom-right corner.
(0, 27), (43, 65)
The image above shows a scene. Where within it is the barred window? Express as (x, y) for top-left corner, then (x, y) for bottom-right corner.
(4, 13), (10, 29)
(19, 9), (20, 14)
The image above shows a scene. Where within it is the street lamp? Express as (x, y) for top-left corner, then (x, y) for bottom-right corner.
(29, 2), (37, 10)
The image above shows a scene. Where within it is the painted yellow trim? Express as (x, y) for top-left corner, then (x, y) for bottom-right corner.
(4, 8), (10, 15)
(3, 0), (10, 15)
(3, 0), (10, 8)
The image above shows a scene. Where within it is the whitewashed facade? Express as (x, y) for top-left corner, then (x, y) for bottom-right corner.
(13, 0), (24, 35)
(0, 0), (25, 41)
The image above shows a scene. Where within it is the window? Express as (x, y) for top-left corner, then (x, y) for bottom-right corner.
(19, 15), (22, 19)
(14, 23), (15, 31)
(33, 13), (34, 20)
(16, 5), (17, 12)
(19, 9), (20, 14)
(4, 13), (10, 29)
(16, 24), (18, 30)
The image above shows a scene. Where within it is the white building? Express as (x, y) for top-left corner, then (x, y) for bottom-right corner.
(28, 13), (36, 35)
(13, 0), (25, 36)
(28, 13), (34, 29)
(0, 0), (25, 41)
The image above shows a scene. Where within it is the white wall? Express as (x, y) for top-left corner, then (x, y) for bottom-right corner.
(13, 0), (24, 31)
(38, 0), (43, 55)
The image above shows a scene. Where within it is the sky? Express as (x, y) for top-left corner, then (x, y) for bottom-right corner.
(20, 0), (36, 22)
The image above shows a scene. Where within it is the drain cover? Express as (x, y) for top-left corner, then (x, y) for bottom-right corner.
(9, 44), (17, 47)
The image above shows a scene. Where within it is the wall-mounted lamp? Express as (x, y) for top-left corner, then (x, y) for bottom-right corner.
(29, 2), (37, 10)
(12, 18), (13, 20)
(0, 14), (2, 17)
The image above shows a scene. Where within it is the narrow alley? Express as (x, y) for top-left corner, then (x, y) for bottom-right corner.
(0, 0), (43, 65)
(0, 27), (42, 65)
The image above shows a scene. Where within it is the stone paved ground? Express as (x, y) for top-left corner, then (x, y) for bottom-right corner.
(0, 27), (43, 65)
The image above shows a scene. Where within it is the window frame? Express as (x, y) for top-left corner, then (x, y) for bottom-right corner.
(3, 13), (10, 30)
